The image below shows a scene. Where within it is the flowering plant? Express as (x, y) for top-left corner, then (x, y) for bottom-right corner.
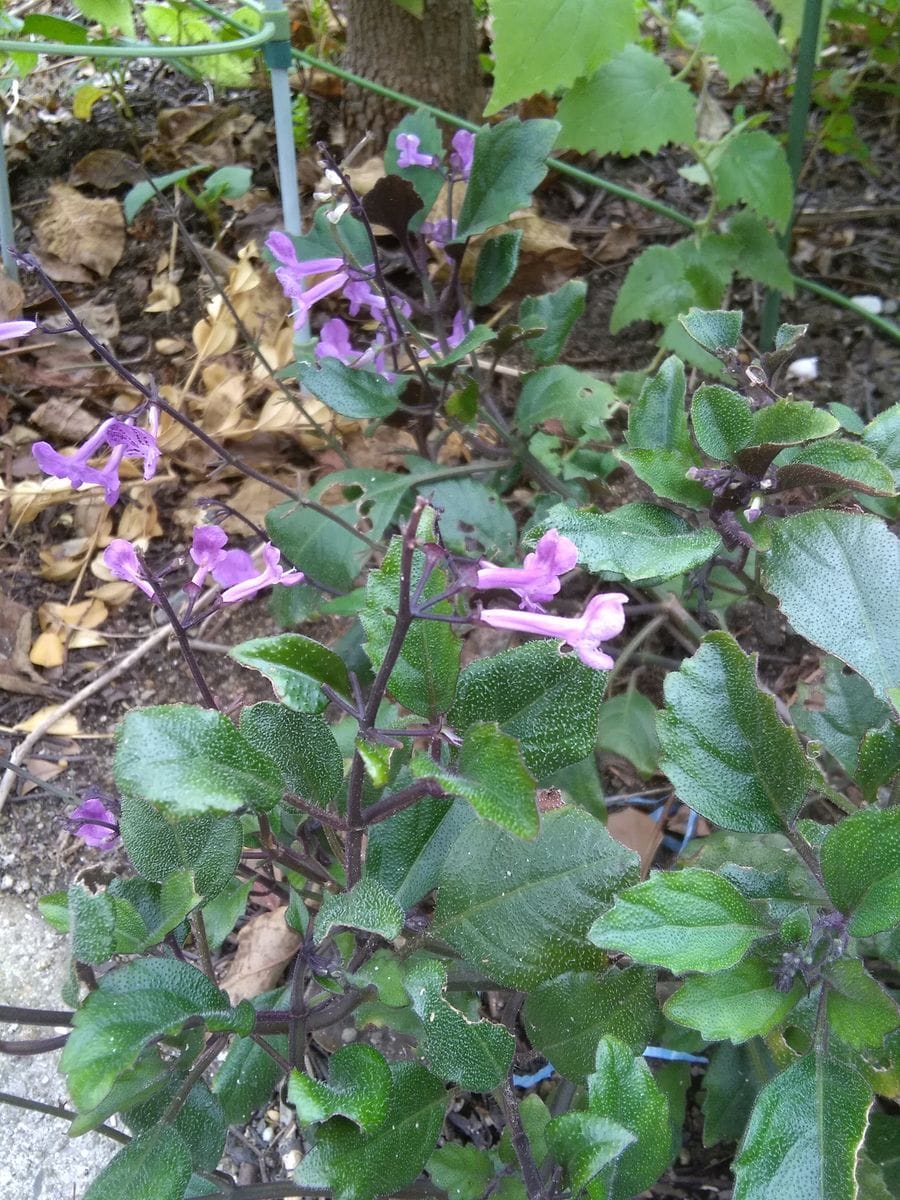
(2, 110), (898, 1200)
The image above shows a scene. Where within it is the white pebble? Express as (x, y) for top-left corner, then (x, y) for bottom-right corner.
(785, 356), (819, 384)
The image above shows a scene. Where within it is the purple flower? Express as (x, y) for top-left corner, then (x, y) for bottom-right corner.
(103, 420), (160, 481)
(421, 218), (457, 246)
(0, 319), (36, 340)
(479, 592), (629, 671)
(447, 310), (474, 350)
(213, 548), (257, 588)
(477, 529), (579, 612)
(450, 130), (475, 180)
(189, 524), (228, 587)
(32, 417), (159, 505)
(396, 133), (438, 169)
(219, 543), (305, 604)
(102, 539), (156, 599)
(69, 796), (119, 850)
(316, 317), (357, 365)
(344, 276), (386, 319)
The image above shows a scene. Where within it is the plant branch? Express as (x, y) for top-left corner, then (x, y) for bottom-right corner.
(0, 1091), (129, 1144)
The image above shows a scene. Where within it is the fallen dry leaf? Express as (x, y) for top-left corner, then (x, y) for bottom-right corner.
(34, 184), (125, 278)
(14, 705), (81, 736)
(30, 630), (65, 669)
(19, 757), (69, 795)
(220, 906), (300, 1004)
(608, 808), (663, 878)
(69, 148), (142, 190)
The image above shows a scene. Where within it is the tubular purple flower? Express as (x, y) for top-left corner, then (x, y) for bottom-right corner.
(103, 420), (160, 480)
(477, 529), (579, 612)
(0, 319), (36, 340)
(479, 592), (629, 671)
(69, 796), (119, 850)
(32, 416), (159, 505)
(102, 539), (156, 599)
(450, 130), (475, 180)
(421, 218), (457, 246)
(344, 277), (386, 318)
(396, 133), (438, 169)
(316, 317), (356, 364)
(189, 524), (228, 587)
(219, 543), (304, 605)
(213, 548), (256, 588)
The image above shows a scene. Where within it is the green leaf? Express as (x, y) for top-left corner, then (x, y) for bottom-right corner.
(385, 110), (444, 224)
(266, 499), (369, 594)
(104, 873), (199, 955)
(589, 869), (770, 973)
(115, 706), (284, 819)
(68, 1050), (172, 1138)
(69, 884), (116, 964)
(366, 796), (474, 911)
(790, 656), (891, 775)
(62, 959), (248, 1112)
(664, 956), (802, 1043)
(596, 690), (661, 777)
(415, 721), (538, 838)
(212, 988), (289, 1125)
(456, 118), (560, 241)
(863, 404), (900, 485)
(472, 230), (523, 305)
(124, 166), (207, 223)
(719, 211), (795, 292)
(128, 1080), (226, 1171)
(856, 721), (900, 801)
(579, 1036), (671, 1200)
(83, 1128), (191, 1200)
(776, 439), (896, 495)
(403, 956), (514, 1089)
(294, 1061), (446, 1200)
(696, 0), (788, 86)
(119, 799), (241, 900)
(679, 308), (742, 353)
(486, 0), (637, 113)
(866, 1113), (900, 1198)
(820, 807), (900, 937)
(413, 474), (517, 558)
(764, 511), (900, 701)
(239, 703), (343, 808)
(556, 45), (695, 156)
(361, 528), (460, 718)
(658, 632), (817, 832)
(625, 356), (689, 454)
(746, 400), (839, 453)
(524, 966), (658, 1081)
(426, 1145), (494, 1200)
(709, 131), (793, 231)
(230, 633), (352, 713)
(547, 1114), (635, 1192)
(289, 1044), (392, 1131)
(296, 358), (404, 420)
(617, 448), (714, 508)
(198, 165), (252, 205)
(317, 879), (404, 941)
(433, 808), (638, 989)
(691, 384), (753, 461)
(733, 1054), (871, 1200)
(701, 1040), (777, 1146)
(450, 637), (607, 778)
(201, 878), (252, 951)
(825, 960), (900, 1050)
(516, 365), (616, 437)
(73, 0), (134, 35)
(520, 279), (588, 366)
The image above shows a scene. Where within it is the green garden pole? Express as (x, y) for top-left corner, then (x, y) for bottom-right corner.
(262, 0), (301, 239)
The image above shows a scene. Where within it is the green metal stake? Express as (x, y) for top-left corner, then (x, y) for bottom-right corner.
(0, 113), (18, 282)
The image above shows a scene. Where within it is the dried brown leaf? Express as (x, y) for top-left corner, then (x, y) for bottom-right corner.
(34, 184), (125, 278)
(220, 906), (300, 1004)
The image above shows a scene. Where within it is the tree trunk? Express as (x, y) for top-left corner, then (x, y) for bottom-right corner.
(343, 0), (482, 151)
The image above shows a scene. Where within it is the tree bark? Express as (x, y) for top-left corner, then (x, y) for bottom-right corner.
(343, 0), (482, 151)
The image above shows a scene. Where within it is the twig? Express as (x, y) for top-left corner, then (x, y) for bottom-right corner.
(0, 1091), (129, 1145)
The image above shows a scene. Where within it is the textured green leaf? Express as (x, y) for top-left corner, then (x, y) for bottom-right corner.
(201, 878), (252, 951)
(548, 1114), (635, 1192)
(790, 657), (890, 775)
(664, 956), (802, 1042)
(456, 118), (559, 241)
(596, 690), (661, 777)
(580, 1037), (671, 1200)
(617, 448), (714, 508)
(415, 722), (538, 838)
(119, 800), (241, 900)
(764, 511), (900, 701)
(366, 796), (474, 910)
(361, 529), (460, 718)
(856, 721), (900, 801)
(679, 307), (743, 352)
(69, 884), (116, 964)
(296, 358), (404, 419)
(289, 1044), (392, 1131)
(230, 634), (352, 713)
(128, 1080), (226, 1171)
(433, 808), (638, 989)
(414, 474), (517, 558)
(696, 0), (788, 86)
(266, 499), (369, 593)
(516, 365), (616, 436)
(294, 1061), (446, 1200)
(240, 702), (343, 807)
(62, 959), (248, 1112)
(486, 0), (637, 112)
(403, 957), (514, 1089)
(825, 960), (900, 1050)
(866, 1112), (900, 1198)
(115, 706), (284, 818)
(557, 45), (695, 156)
(589, 869), (770, 973)
(67, 1050), (171, 1138)
(625, 355), (691, 455)
(746, 400), (839, 454)
(520, 279), (588, 366)
(426, 1145), (494, 1200)
(318, 879), (404, 941)
(720, 211), (795, 292)
(691, 384), (753, 461)
(820, 807), (900, 937)
(524, 966), (658, 1081)
(686, 829), (826, 904)
(472, 230), (523, 305)
(658, 632), (816, 831)
(612, 238), (731, 334)
(83, 1128), (191, 1200)
(104, 873), (198, 955)
(212, 988), (289, 1125)
(710, 130), (793, 231)
(733, 1054), (871, 1200)
(451, 636), (606, 778)
(533, 503), (720, 582)
(776, 439), (896, 495)
(385, 110), (443, 224)
(863, 404), (900, 485)
(701, 1040), (777, 1146)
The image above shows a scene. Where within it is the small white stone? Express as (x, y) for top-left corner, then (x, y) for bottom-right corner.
(785, 356), (819, 384)
(283, 1148), (302, 1171)
(850, 295), (884, 315)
